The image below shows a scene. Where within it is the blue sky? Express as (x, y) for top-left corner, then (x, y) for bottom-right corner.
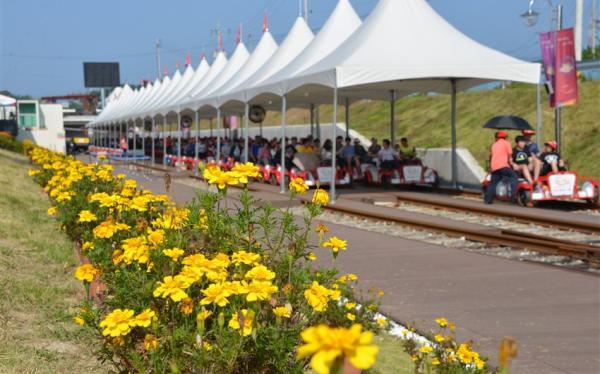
(0, 0), (594, 97)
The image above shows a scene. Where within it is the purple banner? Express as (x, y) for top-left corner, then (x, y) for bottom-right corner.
(539, 31), (556, 107)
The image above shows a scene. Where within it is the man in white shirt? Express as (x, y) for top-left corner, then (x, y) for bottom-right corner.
(377, 139), (399, 169)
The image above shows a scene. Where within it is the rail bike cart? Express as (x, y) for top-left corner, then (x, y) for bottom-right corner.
(482, 171), (599, 207)
(361, 160), (439, 188)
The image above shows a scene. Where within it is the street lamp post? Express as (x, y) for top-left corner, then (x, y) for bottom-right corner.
(521, 0), (563, 154)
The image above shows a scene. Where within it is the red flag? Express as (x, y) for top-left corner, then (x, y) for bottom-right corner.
(163, 66), (169, 77)
(175, 59), (180, 71)
(554, 28), (578, 107)
(263, 12), (268, 32)
(200, 52), (206, 61)
(218, 31), (223, 51)
(185, 54), (191, 67)
(236, 23), (242, 44)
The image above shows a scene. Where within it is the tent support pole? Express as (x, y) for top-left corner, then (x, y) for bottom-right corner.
(151, 118), (156, 167)
(210, 118), (213, 138)
(259, 122), (263, 137)
(390, 90), (396, 146)
(216, 109), (221, 162)
(345, 97), (350, 139)
(280, 94), (287, 194)
(194, 111), (199, 175)
(316, 105), (321, 140)
(331, 85), (338, 204)
(450, 79), (458, 189)
(142, 121), (146, 160)
(133, 121), (137, 166)
(310, 103), (315, 137)
(536, 83), (542, 150)
(119, 123), (122, 149)
(163, 117), (167, 165)
(177, 112), (181, 167)
(244, 103), (250, 163)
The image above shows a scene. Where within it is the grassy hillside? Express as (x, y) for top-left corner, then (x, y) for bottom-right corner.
(260, 80), (599, 179)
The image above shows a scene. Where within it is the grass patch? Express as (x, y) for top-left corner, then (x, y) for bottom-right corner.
(0, 149), (103, 373)
(370, 334), (416, 374)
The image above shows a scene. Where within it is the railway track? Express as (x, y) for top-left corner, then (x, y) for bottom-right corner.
(126, 162), (600, 265)
(309, 197), (600, 266)
(391, 192), (600, 233)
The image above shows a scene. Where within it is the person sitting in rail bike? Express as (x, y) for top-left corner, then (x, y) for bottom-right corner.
(377, 139), (400, 170)
(539, 140), (565, 177)
(510, 136), (534, 185)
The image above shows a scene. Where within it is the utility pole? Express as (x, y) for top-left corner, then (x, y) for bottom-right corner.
(555, 4), (563, 154)
(155, 38), (161, 80)
(575, 0), (583, 60)
(592, 0), (598, 59)
(304, 0), (308, 24)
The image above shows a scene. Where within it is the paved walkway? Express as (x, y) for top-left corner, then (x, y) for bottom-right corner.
(115, 165), (599, 374)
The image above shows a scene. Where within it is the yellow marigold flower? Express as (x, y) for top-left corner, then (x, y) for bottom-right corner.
(163, 248), (185, 262)
(231, 250), (261, 266)
(47, 206), (58, 216)
(223, 280), (248, 295)
(134, 308), (157, 327)
(144, 334), (158, 351)
(449, 322), (456, 332)
(202, 341), (213, 351)
(200, 283), (232, 307)
(420, 345), (433, 354)
(245, 264), (276, 282)
(97, 154), (107, 161)
(273, 306), (291, 319)
(311, 188), (329, 206)
(74, 264), (99, 283)
(345, 302), (356, 310)
(123, 179), (137, 189)
(431, 357), (441, 366)
(346, 313), (356, 321)
(376, 317), (386, 328)
(77, 210), (97, 223)
(99, 309), (135, 337)
(297, 324), (379, 374)
(82, 241), (94, 251)
(376, 290), (384, 298)
(206, 167), (239, 189)
(434, 334), (445, 343)
(307, 252), (317, 261)
(121, 236), (150, 264)
(304, 281), (331, 312)
(435, 317), (449, 328)
(323, 236), (347, 254)
(231, 162), (260, 184)
(28, 169), (40, 176)
(153, 276), (190, 302)
(196, 308), (212, 323)
(146, 228), (165, 247)
(73, 316), (85, 326)
(228, 309), (255, 337)
(180, 297), (194, 315)
(474, 357), (486, 370)
(244, 280), (278, 302)
(93, 219), (117, 239)
(315, 223), (329, 235)
(289, 177), (309, 195)
(112, 249), (124, 265)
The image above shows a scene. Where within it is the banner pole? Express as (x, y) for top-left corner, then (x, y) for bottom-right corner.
(555, 4), (562, 154)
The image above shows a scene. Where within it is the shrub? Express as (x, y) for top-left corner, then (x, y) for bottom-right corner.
(0, 134), (24, 153)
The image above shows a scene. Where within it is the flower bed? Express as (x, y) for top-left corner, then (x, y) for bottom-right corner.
(25, 144), (497, 374)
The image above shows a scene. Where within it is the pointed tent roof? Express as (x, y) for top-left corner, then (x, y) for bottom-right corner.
(118, 79), (161, 122)
(222, 16), (314, 104)
(191, 42), (250, 110)
(286, 0), (540, 98)
(249, 0), (361, 99)
(161, 57), (210, 114)
(149, 64), (195, 117)
(179, 51), (228, 111)
(117, 76), (169, 123)
(135, 70), (181, 119)
(209, 30), (278, 108)
(119, 81), (155, 121)
(99, 84), (134, 124)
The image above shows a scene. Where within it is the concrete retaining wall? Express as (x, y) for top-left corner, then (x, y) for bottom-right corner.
(417, 147), (486, 189)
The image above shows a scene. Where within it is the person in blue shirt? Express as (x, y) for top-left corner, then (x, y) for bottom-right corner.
(522, 129), (542, 181)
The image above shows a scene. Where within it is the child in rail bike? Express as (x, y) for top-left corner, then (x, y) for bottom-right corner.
(484, 131), (518, 204)
(521, 129), (542, 181)
(539, 140), (565, 177)
(510, 136), (534, 185)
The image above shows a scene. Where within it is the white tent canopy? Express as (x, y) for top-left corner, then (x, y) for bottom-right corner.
(149, 64), (195, 118)
(190, 42), (250, 113)
(161, 57), (211, 116)
(218, 16), (314, 107)
(201, 30), (278, 112)
(0, 94), (16, 106)
(247, 0), (362, 101)
(286, 0), (540, 97)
